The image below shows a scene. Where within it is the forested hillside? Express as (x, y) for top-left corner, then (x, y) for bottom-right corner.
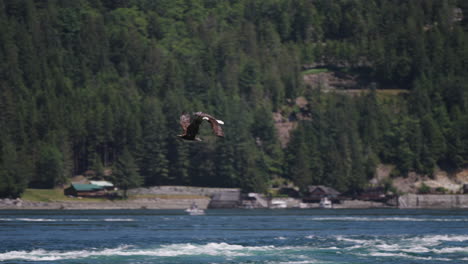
(1, 0), (467, 198)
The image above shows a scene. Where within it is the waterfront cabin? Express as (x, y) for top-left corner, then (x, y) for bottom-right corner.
(303, 185), (340, 203)
(64, 183), (106, 197)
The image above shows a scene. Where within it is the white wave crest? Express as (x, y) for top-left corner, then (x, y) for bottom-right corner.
(149, 243), (279, 257)
(103, 218), (135, 222)
(432, 247), (468, 254)
(310, 216), (468, 222)
(364, 252), (452, 261)
(0, 243), (280, 261)
(275, 237), (287, 240)
(336, 234), (468, 258)
(410, 235), (468, 245)
(0, 218), (134, 222)
(336, 236), (384, 245)
(0, 218), (58, 222)
(0, 245), (132, 261)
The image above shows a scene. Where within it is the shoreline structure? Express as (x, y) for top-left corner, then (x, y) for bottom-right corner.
(0, 186), (467, 210)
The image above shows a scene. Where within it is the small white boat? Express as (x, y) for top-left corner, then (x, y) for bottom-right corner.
(320, 197), (332, 209)
(185, 202), (205, 215)
(185, 208), (205, 215)
(270, 200), (287, 209)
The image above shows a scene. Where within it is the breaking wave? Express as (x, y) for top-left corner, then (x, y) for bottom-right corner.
(362, 252), (452, 261)
(0, 243), (285, 261)
(409, 234), (468, 245)
(1, 236), (466, 262)
(0, 218), (58, 222)
(309, 216), (468, 222)
(0, 245), (132, 261)
(0, 218), (135, 222)
(334, 234), (468, 260)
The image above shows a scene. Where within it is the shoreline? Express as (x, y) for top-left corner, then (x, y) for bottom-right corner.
(1, 196), (462, 210)
(1, 186), (466, 210)
(0, 197), (212, 210)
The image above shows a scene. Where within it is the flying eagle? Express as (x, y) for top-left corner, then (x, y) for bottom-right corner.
(177, 112), (224, 141)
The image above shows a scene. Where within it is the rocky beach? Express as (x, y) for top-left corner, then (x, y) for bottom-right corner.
(1, 185), (467, 210)
(0, 197), (211, 210)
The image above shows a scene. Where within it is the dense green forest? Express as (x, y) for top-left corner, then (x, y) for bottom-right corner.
(1, 0), (468, 198)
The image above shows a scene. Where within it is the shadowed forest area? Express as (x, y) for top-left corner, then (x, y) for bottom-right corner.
(1, 0), (468, 198)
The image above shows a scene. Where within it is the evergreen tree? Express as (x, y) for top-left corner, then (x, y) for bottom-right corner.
(139, 98), (169, 185)
(287, 130), (312, 191)
(0, 139), (29, 197)
(34, 144), (65, 188)
(112, 147), (142, 198)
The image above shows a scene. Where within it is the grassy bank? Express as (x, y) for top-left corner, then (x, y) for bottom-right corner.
(22, 189), (72, 202)
(21, 189), (208, 202)
(22, 189), (107, 202)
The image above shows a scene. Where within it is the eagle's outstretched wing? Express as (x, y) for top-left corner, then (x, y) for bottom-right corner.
(194, 112), (224, 137)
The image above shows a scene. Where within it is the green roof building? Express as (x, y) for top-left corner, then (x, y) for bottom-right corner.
(64, 183), (105, 197)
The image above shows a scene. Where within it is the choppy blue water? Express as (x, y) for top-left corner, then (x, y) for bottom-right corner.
(1, 209), (467, 264)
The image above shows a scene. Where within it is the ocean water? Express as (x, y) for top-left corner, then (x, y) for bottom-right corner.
(0, 209), (467, 264)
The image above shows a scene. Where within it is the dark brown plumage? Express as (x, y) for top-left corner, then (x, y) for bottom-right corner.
(177, 112), (224, 141)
